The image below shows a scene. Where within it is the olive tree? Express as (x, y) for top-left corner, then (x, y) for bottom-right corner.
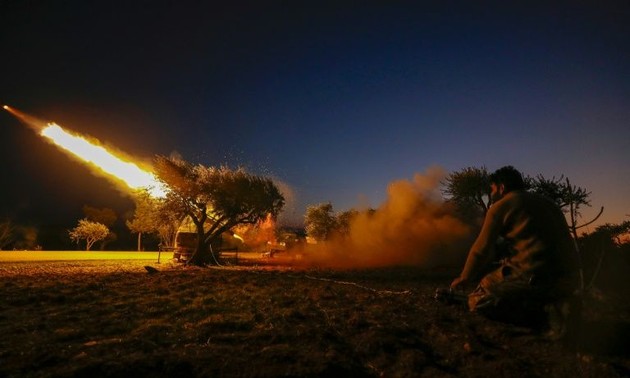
(69, 219), (110, 251)
(304, 202), (337, 242)
(153, 155), (285, 266)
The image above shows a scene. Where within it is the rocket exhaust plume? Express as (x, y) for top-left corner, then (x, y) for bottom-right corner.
(4, 105), (167, 198)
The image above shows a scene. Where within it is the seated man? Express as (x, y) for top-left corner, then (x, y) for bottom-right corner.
(449, 166), (580, 337)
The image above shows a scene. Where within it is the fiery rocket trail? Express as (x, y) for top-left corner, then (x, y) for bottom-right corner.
(3, 105), (251, 243)
(3, 104), (49, 132)
(3, 105), (167, 198)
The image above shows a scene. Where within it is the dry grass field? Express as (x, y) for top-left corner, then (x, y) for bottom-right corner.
(1, 257), (629, 377)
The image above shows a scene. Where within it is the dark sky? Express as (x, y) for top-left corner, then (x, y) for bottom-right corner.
(1, 1), (629, 234)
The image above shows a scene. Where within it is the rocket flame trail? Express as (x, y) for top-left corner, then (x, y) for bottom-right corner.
(40, 123), (167, 198)
(3, 105), (166, 198)
(3, 104), (48, 131)
(5, 105), (247, 241)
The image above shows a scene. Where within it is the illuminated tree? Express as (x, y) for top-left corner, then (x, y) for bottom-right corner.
(127, 190), (159, 251)
(83, 205), (118, 250)
(153, 155), (285, 266)
(127, 189), (181, 251)
(155, 209), (181, 250)
(69, 219), (110, 251)
(304, 203), (338, 242)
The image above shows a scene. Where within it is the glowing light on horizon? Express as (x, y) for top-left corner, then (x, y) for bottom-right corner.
(41, 123), (167, 198)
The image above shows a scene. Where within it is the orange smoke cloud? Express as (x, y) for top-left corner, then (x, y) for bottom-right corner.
(299, 166), (473, 269)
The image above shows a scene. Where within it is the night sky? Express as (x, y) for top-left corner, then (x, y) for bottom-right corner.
(1, 2), (628, 242)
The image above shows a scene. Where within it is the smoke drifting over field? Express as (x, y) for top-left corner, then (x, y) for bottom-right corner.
(273, 178), (298, 225)
(299, 167), (474, 269)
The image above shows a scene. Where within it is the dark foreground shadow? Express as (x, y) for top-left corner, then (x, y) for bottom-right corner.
(574, 320), (630, 357)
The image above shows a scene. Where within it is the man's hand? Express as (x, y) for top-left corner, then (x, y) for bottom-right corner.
(450, 276), (468, 291)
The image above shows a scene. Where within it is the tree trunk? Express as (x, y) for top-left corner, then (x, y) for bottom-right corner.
(189, 229), (211, 266)
(137, 232), (142, 252)
(189, 235), (223, 266)
(190, 247), (212, 266)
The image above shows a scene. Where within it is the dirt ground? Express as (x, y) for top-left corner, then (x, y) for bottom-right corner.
(1, 258), (629, 377)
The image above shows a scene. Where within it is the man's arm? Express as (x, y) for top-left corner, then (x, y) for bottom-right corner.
(451, 205), (502, 289)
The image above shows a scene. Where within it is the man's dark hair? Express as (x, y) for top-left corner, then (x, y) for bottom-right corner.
(489, 166), (525, 192)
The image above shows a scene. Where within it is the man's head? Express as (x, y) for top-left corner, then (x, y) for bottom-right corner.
(489, 166), (525, 203)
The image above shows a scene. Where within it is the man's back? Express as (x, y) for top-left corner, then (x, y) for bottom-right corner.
(491, 190), (578, 281)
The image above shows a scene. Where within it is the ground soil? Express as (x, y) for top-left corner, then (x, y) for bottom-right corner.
(1, 258), (629, 377)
